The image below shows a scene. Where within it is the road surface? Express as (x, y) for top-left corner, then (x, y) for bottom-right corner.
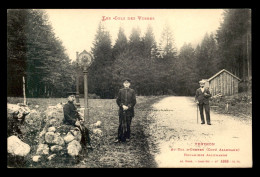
(145, 96), (252, 168)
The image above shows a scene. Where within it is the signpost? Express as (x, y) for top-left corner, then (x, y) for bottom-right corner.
(78, 50), (93, 122)
(75, 52), (80, 108)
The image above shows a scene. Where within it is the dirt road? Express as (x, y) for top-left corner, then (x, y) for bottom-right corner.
(145, 96), (252, 168)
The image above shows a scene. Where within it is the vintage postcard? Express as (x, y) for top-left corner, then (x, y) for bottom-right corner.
(7, 9), (252, 168)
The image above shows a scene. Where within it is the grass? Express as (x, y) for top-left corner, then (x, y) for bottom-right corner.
(210, 91), (252, 120)
(7, 96), (165, 168)
(8, 93), (252, 168)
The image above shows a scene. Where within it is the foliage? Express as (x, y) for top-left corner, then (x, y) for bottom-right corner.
(196, 33), (219, 79)
(110, 24), (177, 96)
(7, 9), (251, 98)
(210, 91), (252, 118)
(7, 9), (75, 98)
(174, 43), (198, 95)
(88, 22), (114, 98)
(158, 24), (177, 59)
(216, 9), (251, 81)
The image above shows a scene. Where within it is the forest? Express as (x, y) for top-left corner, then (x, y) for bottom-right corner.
(7, 9), (251, 98)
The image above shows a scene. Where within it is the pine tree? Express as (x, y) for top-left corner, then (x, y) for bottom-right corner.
(112, 27), (143, 95)
(111, 49), (136, 94)
(196, 33), (219, 80)
(175, 43), (198, 95)
(159, 24), (177, 59)
(7, 9), (28, 96)
(157, 23), (178, 95)
(89, 22), (114, 98)
(216, 9), (251, 81)
(112, 25), (159, 96)
(141, 25), (159, 95)
(128, 27), (143, 58)
(142, 25), (157, 58)
(112, 26), (128, 60)
(111, 26), (129, 95)
(7, 9), (74, 97)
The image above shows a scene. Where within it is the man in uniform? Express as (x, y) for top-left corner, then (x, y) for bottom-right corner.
(115, 78), (137, 143)
(195, 80), (212, 125)
(63, 92), (92, 149)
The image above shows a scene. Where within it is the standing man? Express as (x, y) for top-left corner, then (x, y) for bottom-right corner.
(195, 80), (212, 125)
(63, 92), (92, 149)
(115, 78), (137, 143)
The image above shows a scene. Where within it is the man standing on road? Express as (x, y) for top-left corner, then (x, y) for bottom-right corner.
(195, 80), (212, 125)
(63, 92), (92, 149)
(115, 78), (137, 143)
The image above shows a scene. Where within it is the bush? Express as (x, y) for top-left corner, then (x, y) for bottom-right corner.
(23, 109), (44, 146)
(238, 81), (250, 93)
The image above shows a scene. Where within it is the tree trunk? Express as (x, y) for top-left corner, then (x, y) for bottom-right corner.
(247, 32), (251, 80)
(23, 76), (26, 105)
(247, 31), (251, 92)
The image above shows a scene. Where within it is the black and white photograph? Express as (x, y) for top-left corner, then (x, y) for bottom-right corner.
(7, 9), (252, 168)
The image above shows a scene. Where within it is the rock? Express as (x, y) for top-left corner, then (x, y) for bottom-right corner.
(39, 129), (47, 144)
(67, 140), (82, 157)
(46, 110), (55, 119)
(45, 132), (56, 143)
(35, 105), (39, 109)
(48, 127), (56, 132)
(25, 109), (41, 126)
(56, 124), (74, 135)
(29, 109), (38, 114)
(32, 155), (41, 162)
(47, 105), (57, 109)
(70, 129), (82, 141)
(93, 128), (103, 136)
(44, 132), (64, 145)
(64, 132), (75, 144)
(47, 154), (56, 160)
(53, 134), (65, 146)
(55, 103), (63, 109)
(8, 136), (30, 157)
(94, 121), (102, 128)
(36, 144), (49, 155)
(45, 107), (64, 123)
(49, 118), (57, 126)
(7, 103), (31, 119)
(45, 131), (65, 145)
(50, 145), (63, 152)
(34, 105), (83, 158)
(47, 103), (63, 110)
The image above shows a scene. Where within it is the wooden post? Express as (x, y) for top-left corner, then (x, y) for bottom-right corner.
(83, 67), (89, 122)
(75, 52), (80, 108)
(79, 50), (93, 123)
(23, 76), (26, 105)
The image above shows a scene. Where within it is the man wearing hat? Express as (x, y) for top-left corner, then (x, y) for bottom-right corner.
(115, 78), (137, 143)
(195, 80), (212, 125)
(63, 92), (92, 149)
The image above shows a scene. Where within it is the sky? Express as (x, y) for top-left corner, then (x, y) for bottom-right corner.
(45, 9), (224, 61)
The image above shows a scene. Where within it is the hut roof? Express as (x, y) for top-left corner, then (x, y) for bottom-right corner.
(207, 69), (241, 82)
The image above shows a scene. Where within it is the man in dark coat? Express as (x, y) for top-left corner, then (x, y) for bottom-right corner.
(195, 80), (212, 125)
(63, 92), (92, 149)
(115, 78), (137, 143)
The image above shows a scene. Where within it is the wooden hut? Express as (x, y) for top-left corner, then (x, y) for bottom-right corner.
(206, 69), (241, 96)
